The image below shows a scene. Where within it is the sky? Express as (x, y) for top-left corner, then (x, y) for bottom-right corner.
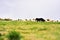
(0, 0), (60, 20)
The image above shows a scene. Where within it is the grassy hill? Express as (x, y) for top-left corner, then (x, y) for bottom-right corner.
(0, 21), (60, 40)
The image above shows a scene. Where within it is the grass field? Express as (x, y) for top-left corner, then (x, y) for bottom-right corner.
(0, 21), (60, 40)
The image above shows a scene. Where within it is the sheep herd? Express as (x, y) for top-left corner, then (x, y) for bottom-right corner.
(0, 18), (60, 22)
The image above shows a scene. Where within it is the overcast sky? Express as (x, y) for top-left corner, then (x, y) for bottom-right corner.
(0, 0), (60, 20)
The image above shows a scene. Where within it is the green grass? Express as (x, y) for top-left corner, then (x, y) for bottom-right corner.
(0, 21), (60, 40)
(7, 30), (21, 40)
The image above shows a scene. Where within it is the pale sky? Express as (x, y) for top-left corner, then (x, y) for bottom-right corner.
(0, 0), (60, 20)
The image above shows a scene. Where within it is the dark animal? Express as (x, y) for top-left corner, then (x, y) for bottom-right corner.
(4, 18), (12, 21)
(35, 18), (45, 22)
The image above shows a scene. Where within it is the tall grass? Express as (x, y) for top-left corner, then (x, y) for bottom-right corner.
(7, 30), (21, 40)
(0, 21), (60, 40)
(0, 33), (4, 40)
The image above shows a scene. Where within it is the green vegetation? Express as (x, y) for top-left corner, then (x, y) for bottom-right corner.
(7, 30), (21, 40)
(0, 33), (4, 40)
(0, 21), (60, 40)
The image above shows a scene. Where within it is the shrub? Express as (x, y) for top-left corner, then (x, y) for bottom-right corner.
(7, 30), (21, 40)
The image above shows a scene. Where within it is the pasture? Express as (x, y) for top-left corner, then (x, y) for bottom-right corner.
(0, 20), (60, 40)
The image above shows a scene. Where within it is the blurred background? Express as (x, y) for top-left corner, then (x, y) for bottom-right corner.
(0, 0), (60, 20)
